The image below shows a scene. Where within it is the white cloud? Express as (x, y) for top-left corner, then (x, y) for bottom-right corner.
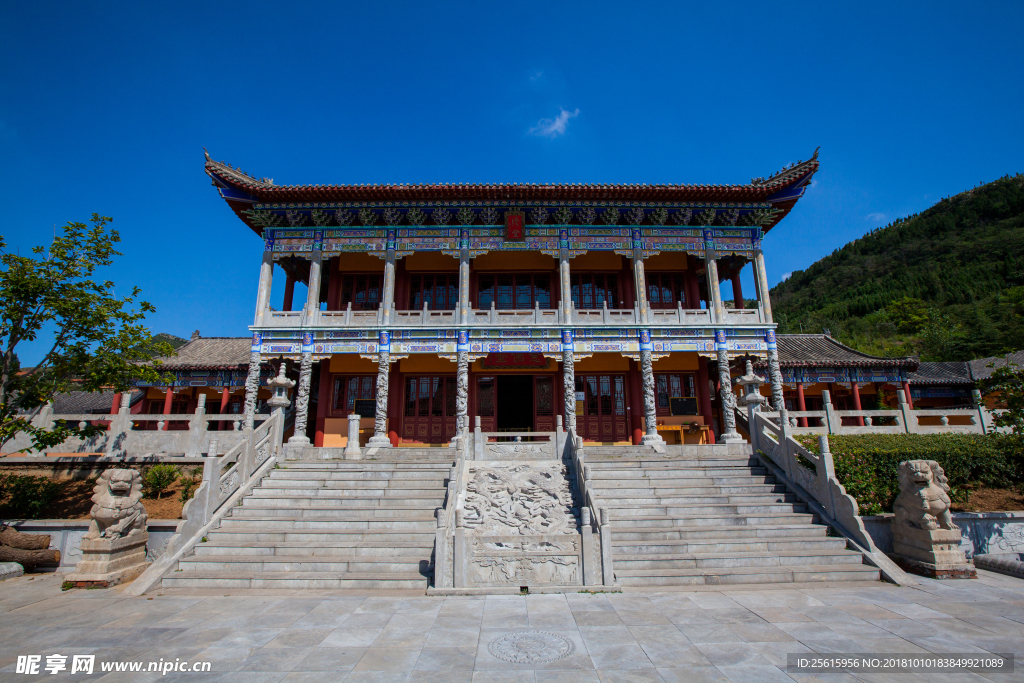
(529, 108), (579, 138)
(780, 272), (792, 282)
(866, 212), (887, 223)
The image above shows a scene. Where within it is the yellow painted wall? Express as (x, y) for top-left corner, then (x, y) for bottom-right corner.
(570, 252), (625, 270)
(575, 354), (631, 372)
(472, 251), (557, 271)
(329, 355), (379, 373)
(337, 252), (385, 272)
(651, 352), (699, 371)
(644, 252), (689, 271)
(400, 355), (458, 373)
(405, 252), (459, 271)
(471, 357), (559, 373)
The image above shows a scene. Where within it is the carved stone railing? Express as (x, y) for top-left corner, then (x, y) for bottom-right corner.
(432, 428), (470, 590)
(765, 389), (1001, 436)
(2, 395), (269, 458)
(123, 409), (284, 596)
(749, 409), (916, 586)
(565, 427), (616, 586)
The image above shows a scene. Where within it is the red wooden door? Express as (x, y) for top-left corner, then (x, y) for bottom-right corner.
(402, 376), (456, 443)
(575, 374), (628, 441)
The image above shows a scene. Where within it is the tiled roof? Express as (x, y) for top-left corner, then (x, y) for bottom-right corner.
(969, 351), (1024, 381)
(908, 362), (973, 385)
(52, 390), (145, 414)
(764, 335), (918, 369)
(155, 337), (251, 369)
(205, 149), (819, 236)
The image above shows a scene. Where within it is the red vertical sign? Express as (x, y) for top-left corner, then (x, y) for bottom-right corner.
(505, 211), (525, 240)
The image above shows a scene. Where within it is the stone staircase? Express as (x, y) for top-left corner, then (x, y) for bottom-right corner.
(162, 450), (454, 590)
(585, 445), (880, 587)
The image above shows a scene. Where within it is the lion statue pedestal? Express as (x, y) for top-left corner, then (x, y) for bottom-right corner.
(66, 469), (150, 588)
(891, 460), (976, 579)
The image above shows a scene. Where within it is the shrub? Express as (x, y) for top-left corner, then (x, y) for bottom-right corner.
(0, 474), (64, 519)
(179, 469), (202, 503)
(796, 433), (1024, 515)
(142, 464), (179, 500)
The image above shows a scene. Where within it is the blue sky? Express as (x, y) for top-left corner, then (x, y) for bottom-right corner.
(2, 1), (1022, 363)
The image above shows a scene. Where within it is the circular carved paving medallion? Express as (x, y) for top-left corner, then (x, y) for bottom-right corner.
(488, 630), (575, 664)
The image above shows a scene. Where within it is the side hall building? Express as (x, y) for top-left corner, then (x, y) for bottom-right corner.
(203, 150), (821, 449)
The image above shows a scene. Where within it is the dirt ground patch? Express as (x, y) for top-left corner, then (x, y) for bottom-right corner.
(952, 487), (1024, 513)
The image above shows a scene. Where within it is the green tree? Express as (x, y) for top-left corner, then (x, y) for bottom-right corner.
(978, 363), (1024, 434)
(143, 464), (179, 500)
(0, 214), (174, 453)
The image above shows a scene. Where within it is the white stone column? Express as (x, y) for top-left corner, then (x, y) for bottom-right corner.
(753, 250), (774, 323)
(289, 334), (314, 444)
(562, 330), (576, 433)
(560, 249), (572, 324)
(458, 243), (470, 324)
(255, 251), (274, 325)
(304, 251), (323, 321)
(715, 337), (742, 443)
(368, 332), (392, 447)
(632, 250), (649, 323)
(243, 335), (263, 431)
(381, 249), (396, 326)
(705, 253), (725, 323)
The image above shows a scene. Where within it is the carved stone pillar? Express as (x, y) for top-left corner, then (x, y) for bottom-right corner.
(255, 251), (273, 325)
(766, 332), (785, 412)
(639, 349), (660, 443)
(305, 251), (323, 320)
(456, 331), (469, 437)
(381, 247), (396, 326)
(753, 250), (773, 323)
(458, 241), (470, 324)
(715, 331), (742, 443)
(289, 334), (314, 444)
(632, 249), (649, 323)
(561, 330), (576, 433)
(243, 335), (263, 431)
(705, 253), (724, 323)
(368, 331), (392, 447)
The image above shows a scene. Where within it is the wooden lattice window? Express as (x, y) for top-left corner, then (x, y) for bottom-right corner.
(340, 274), (382, 311)
(478, 274), (552, 310)
(409, 274), (458, 310)
(646, 273), (687, 309)
(571, 273), (619, 309)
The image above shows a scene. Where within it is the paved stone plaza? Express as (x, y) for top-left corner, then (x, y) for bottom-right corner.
(1, 573), (1023, 682)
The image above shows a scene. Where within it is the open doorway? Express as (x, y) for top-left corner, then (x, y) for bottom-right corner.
(496, 375), (533, 431)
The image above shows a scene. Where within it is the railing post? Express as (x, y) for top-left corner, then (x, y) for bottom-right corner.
(186, 394), (207, 457)
(817, 435), (837, 519)
(897, 389), (917, 433)
(822, 389), (837, 435)
(474, 416), (483, 460)
(344, 413), (362, 460)
(972, 389), (989, 434)
(453, 509), (466, 588)
(104, 395), (132, 459)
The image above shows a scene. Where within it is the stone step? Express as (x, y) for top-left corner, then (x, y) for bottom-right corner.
(162, 571), (428, 590)
(591, 476), (775, 488)
(218, 517), (437, 529)
(267, 471), (447, 481)
(209, 529), (436, 543)
(614, 564), (880, 586)
(612, 537), (849, 555)
(259, 480), (447, 490)
(193, 541), (432, 557)
(605, 503), (807, 516)
(608, 512), (815, 527)
(277, 461), (451, 468)
(610, 523), (826, 541)
(589, 467), (766, 478)
(231, 505), (442, 518)
(592, 485), (784, 496)
(588, 459), (760, 468)
(242, 496), (445, 508)
(178, 555), (429, 572)
(599, 494), (795, 506)
(612, 549), (865, 570)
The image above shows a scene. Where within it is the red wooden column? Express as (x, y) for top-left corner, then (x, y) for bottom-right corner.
(110, 392), (121, 415)
(902, 381), (915, 409)
(628, 360), (644, 445)
(731, 272), (744, 309)
(796, 382), (808, 427)
(283, 273), (296, 312)
(697, 356), (716, 444)
(314, 362), (332, 447)
(162, 387), (174, 430)
(218, 387), (230, 431)
(852, 382), (865, 426)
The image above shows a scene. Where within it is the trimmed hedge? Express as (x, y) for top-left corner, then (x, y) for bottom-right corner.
(795, 433), (1024, 515)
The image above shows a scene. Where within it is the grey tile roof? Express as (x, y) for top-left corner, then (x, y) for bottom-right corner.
(908, 361), (973, 385)
(765, 335), (918, 369)
(52, 389), (145, 414)
(155, 337), (251, 369)
(969, 351), (1024, 381)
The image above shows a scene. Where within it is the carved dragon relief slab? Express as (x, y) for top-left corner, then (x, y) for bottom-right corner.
(471, 556), (580, 586)
(463, 464), (576, 536)
(484, 443), (555, 460)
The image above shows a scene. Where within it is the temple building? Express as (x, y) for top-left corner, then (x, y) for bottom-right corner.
(202, 150), (821, 449)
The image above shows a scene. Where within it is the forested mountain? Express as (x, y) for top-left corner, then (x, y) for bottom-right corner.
(770, 174), (1024, 361)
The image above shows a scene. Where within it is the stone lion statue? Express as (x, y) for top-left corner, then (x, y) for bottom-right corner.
(893, 460), (957, 531)
(84, 469), (148, 540)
